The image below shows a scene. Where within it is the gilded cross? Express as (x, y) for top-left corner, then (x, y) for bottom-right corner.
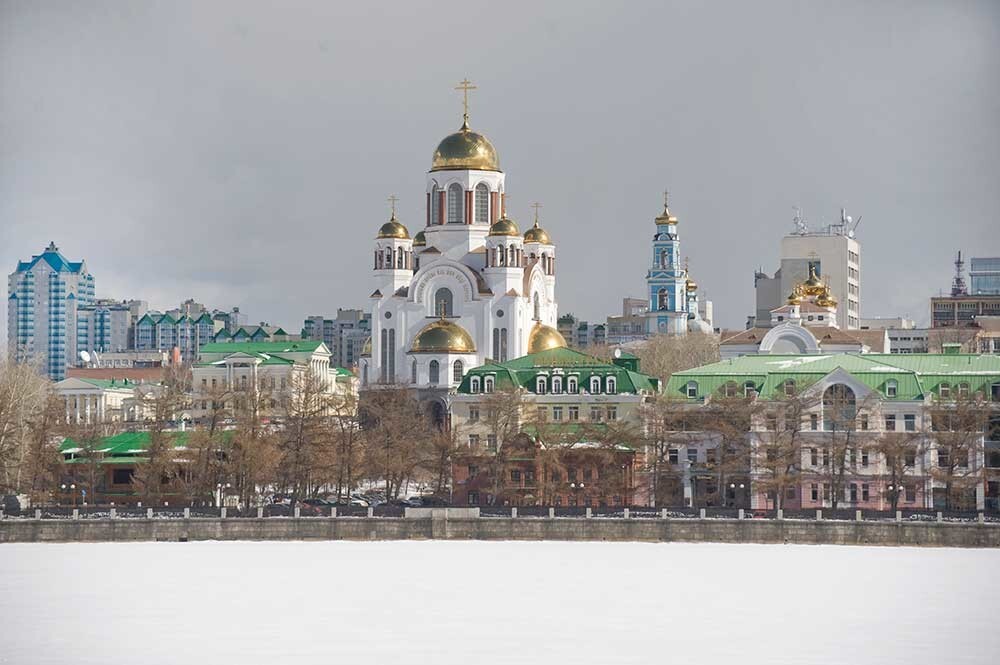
(531, 202), (542, 223)
(663, 189), (670, 210)
(455, 78), (477, 126)
(684, 256), (690, 273)
(387, 194), (398, 218)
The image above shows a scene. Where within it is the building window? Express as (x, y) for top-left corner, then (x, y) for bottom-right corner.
(470, 377), (481, 393)
(958, 382), (970, 398)
(429, 360), (440, 385)
(744, 381), (756, 398)
(468, 434), (479, 447)
(511, 470), (521, 482)
(861, 449), (869, 467)
(486, 434), (497, 450)
(469, 405), (480, 423)
(590, 376), (601, 394)
(687, 448), (697, 464)
(536, 406), (547, 421)
(453, 360), (464, 384)
(810, 448), (818, 466)
(724, 381), (738, 398)
(810, 414), (818, 431)
(766, 414), (777, 431)
(474, 183), (489, 223)
(411, 360), (418, 384)
(568, 406), (579, 421)
(885, 379), (898, 398)
(447, 183), (464, 223)
(552, 376), (563, 394)
(783, 379), (796, 397)
(860, 414), (869, 430)
(904, 414), (916, 432)
(590, 406), (602, 421)
(606, 406), (617, 421)
(669, 448), (679, 464)
(939, 382), (951, 399)
(607, 377), (616, 394)
(468, 491), (479, 505)
(567, 376), (578, 393)
(434, 288), (454, 317)
(552, 406), (563, 421)
(536, 376), (547, 394)
(884, 414), (896, 431)
(484, 376), (494, 393)
(686, 381), (698, 399)
(431, 184), (440, 223)
(811, 483), (819, 501)
(862, 484), (870, 502)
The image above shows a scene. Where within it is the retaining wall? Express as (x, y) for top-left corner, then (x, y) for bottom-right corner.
(2, 517), (998, 548)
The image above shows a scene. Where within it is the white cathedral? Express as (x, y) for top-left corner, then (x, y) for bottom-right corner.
(358, 85), (565, 400)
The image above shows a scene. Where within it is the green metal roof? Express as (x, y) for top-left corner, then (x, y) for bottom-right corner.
(457, 347), (659, 395)
(198, 341), (323, 354)
(61, 431), (233, 458)
(666, 353), (1000, 401)
(77, 378), (138, 390)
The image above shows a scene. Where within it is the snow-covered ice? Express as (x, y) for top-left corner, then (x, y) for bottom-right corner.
(1, 541), (998, 664)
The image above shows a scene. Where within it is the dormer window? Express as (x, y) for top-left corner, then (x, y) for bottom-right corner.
(744, 381), (756, 398)
(783, 379), (796, 397)
(484, 376), (495, 394)
(607, 377), (617, 394)
(590, 376), (601, 394)
(939, 382), (951, 399)
(470, 376), (481, 394)
(686, 381), (698, 399)
(536, 376), (547, 394)
(567, 376), (579, 394)
(885, 379), (898, 398)
(552, 376), (563, 394)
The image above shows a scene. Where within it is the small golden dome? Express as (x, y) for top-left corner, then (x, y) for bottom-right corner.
(686, 278), (698, 292)
(786, 284), (804, 305)
(431, 123), (500, 172)
(413, 231), (426, 247)
(411, 318), (476, 354)
(523, 220), (552, 245)
(527, 321), (567, 354)
(801, 265), (826, 296)
(816, 286), (838, 308)
(377, 215), (410, 240)
(361, 336), (372, 357)
(488, 215), (520, 237)
(655, 204), (678, 225)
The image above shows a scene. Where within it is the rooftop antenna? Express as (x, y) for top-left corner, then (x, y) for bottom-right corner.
(951, 251), (968, 296)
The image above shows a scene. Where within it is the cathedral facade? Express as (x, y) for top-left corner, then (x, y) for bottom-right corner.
(359, 93), (565, 404)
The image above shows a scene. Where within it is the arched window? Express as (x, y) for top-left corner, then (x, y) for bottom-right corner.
(658, 288), (669, 311)
(533, 293), (541, 320)
(724, 381), (737, 398)
(384, 248), (392, 267)
(411, 359), (418, 385)
(397, 247), (404, 269)
(823, 384), (857, 431)
(686, 381), (698, 398)
(939, 382), (951, 399)
(783, 379), (796, 396)
(507, 245), (515, 267)
(498, 246), (506, 266)
(552, 376), (563, 394)
(431, 185), (440, 224)
(429, 360), (440, 385)
(500, 328), (508, 361)
(453, 360), (464, 383)
(885, 379), (898, 398)
(744, 381), (757, 398)
(536, 376), (547, 394)
(607, 376), (617, 394)
(434, 288), (454, 317)
(957, 382), (970, 398)
(660, 249), (669, 268)
(375, 250), (382, 269)
(470, 376), (481, 393)
(484, 376), (495, 393)
(590, 376), (601, 394)
(447, 183), (464, 224)
(567, 376), (578, 394)
(474, 183), (489, 223)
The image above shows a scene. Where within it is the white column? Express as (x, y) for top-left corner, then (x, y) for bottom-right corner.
(84, 395), (91, 424)
(65, 397), (70, 424)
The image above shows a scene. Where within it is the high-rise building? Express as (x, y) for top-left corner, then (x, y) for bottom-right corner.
(76, 299), (133, 354)
(970, 257), (1000, 296)
(605, 298), (649, 345)
(7, 242), (96, 380)
(302, 308), (371, 368)
(754, 209), (862, 329)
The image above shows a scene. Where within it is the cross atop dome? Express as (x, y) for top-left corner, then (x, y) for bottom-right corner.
(455, 78), (477, 130)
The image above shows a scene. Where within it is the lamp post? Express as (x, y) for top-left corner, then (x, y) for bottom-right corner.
(216, 482), (232, 509)
(70, 484), (77, 508)
(60, 483), (67, 506)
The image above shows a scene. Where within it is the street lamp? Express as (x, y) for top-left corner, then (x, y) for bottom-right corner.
(70, 484), (77, 507)
(60, 483), (67, 506)
(216, 482), (232, 508)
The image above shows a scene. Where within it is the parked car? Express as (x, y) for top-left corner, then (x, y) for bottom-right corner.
(1, 495), (21, 515)
(416, 495), (450, 507)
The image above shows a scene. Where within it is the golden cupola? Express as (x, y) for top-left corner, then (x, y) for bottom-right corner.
(655, 202), (678, 225)
(786, 284), (804, 305)
(411, 318), (476, 354)
(488, 214), (520, 237)
(527, 321), (567, 354)
(412, 230), (426, 247)
(523, 219), (552, 245)
(815, 286), (838, 308)
(685, 277), (698, 292)
(430, 117), (500, 172)
(377, 213), (409, 240)
(801, 265), (826, 296)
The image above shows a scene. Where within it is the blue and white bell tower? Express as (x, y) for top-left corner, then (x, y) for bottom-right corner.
(645, 194), (689, 335)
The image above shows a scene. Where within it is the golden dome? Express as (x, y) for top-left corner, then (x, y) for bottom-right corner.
(413, 231), (426, 247)
(411, 318), (476, 354)
(361, 336), (372, 357)
(488, 215), (520, 237)
(686, 279), (698, 292)
(430, 122), (500, 172)
(655, 204), (678, 225)
(816, 286), (838, 308)
(377, 215), (409, 240)
(801, 265), (826, 296)
(523, 220), (552, 245)
(527, 321), (567, 354)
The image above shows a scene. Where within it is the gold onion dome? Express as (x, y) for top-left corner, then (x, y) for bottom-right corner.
(488, 214), (520, 237)
(655, 203), (678, 225)
(430, 120), (500, 172)
(413, 231), (426, 247)
(816, 287), (838, 308)
(411, 318), (476, 354)
(377, 214), (409, 239)
(527, 321), (567, 354)
(801, 265), (826, 296)
(787, 284), (804, 305)
(686, 278), (698, 292)
(523, 220), (552, 245)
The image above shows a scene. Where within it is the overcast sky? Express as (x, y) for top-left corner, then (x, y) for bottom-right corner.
(2, 0), (998, 342)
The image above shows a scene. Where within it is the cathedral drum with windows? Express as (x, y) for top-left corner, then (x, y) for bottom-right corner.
(359, 86), (563, 396)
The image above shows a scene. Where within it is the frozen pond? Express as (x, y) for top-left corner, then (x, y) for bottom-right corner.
(1, 540), (997, 664)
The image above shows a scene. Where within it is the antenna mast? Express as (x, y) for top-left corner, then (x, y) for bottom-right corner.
(951, 251), (967, 296)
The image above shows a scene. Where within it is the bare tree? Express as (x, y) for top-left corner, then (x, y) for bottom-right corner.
(634, 333), (719, 384)
(753, 391), (821, 510)
(927, 392), (990, 511)
(361, 386), (430, 500)
(0, 358), (51, 493)
(476, 387), (523, 505)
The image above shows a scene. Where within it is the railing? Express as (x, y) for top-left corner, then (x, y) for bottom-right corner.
(3, 505), (999, 523)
